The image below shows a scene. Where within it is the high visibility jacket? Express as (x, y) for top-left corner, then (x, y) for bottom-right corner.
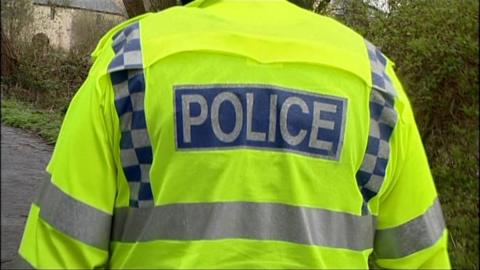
(18, 0), (450, 268)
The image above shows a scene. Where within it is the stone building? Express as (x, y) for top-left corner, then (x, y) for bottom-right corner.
(31, 0), (127, 51)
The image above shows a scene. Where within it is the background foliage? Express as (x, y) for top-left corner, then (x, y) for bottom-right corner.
(328, 1), (479, 267)
(71, 11), (121, 55)
(1, 0), (34, 49)
(1, 0), (478, 268)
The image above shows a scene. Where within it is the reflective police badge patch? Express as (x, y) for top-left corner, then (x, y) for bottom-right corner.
(174, 84), (347, 160)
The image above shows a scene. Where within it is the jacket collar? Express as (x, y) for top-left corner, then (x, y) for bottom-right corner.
(186, 0), (291, 7)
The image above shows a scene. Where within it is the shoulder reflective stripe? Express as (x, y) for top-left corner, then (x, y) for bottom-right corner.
(109, 23), (143, 72)
(356, 40), (398, 210)
(112, 202), (376, 251)
(374, 199), (446, 259)
(365, 40), (396, 97)
(34, 180), (112, 251)
(108, 22), (154, 208)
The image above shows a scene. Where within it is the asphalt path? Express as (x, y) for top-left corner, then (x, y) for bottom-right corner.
(1, 125), (53, 269)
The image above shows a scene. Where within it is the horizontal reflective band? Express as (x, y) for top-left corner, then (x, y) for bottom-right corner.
(374, 199), (446, 258)
(34, 180), (112, 250)
(112, 202), (375, 250)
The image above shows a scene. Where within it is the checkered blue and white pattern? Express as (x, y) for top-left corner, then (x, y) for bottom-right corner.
(357, 40), (398, 214)
(365, 40), (397, 97)
(109, 23), (143, 73)
(109, 22), (154, 208)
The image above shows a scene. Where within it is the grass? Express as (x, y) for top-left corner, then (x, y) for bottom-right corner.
(1, 98), (64, 144)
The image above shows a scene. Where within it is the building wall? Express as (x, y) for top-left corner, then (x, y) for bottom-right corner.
(31, 4), (125, 51)
(32, 5), (73, 50)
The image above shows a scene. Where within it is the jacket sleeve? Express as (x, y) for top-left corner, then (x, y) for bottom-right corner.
(372, 62), (450, 269)
(17, 56), (119, 268)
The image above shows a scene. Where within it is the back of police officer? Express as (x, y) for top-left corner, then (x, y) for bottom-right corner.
(17, 0), (450, 268)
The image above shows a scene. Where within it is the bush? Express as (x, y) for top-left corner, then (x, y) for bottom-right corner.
(71, 11), (122, 55)
(329, 1), (479, 268)
(1, 0), (122, 111)
(332, 1), (478, 144)
(2, 47), (90, 112)
(1, 0), (34, 50)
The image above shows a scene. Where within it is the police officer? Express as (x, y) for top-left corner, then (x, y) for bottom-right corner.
(17, 0), (450, 268)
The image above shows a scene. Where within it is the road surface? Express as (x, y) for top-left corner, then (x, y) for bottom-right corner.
(1, 125), (53, 269)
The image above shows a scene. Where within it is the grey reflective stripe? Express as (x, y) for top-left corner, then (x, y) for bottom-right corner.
(112, 202), (376, 251)
(34, 180), (112, 250)
(374, 199), (446, 259)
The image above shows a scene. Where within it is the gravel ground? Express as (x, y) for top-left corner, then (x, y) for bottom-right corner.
(1, 125), (53, 269)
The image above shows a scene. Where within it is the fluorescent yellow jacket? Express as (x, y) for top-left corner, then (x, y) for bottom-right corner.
(18, 0), (450, 268)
